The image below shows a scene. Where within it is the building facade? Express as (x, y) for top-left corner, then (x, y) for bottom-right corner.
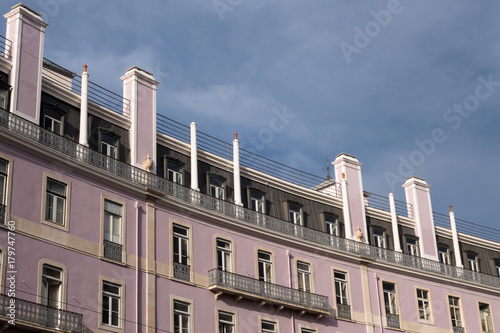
(0, 3), (499, 333)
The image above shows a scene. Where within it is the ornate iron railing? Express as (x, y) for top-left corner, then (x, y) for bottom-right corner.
(0, 294), (82, 332)
(103, 240), (122, 262)
(386, 313), (400, 329)
(336, 303), (351, 320)
(209, 269), (330, 312)
(0, 35), (11, 60)
(173, 262), (191, 281)
(1, 108), (500, 289)
(0, 204), (5, 224)
(453, 326), (465, 333)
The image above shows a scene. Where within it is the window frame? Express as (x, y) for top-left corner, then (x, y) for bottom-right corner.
(165, 159), (184, 185)
(100, 196), (126, 263)
(216, 237), (233, 272)
(466, 252), (480, 272)
(171, 221), (193, 282)
(448, 295), (464, 330)
(218, 309), (236, 333)
(0, 83), (9, 110)
(405, 236), (419, 256)
(41, 173), (70, 232)
(37, 260), (67, 312)
(99, 131), (119, 159)
(323, 213), (340, 237)
(260, 319), (278, 333)
(372, 227), (386, 249)
(478, 302), (494, 333)
(438, 245), (451, 265)
(257, 249), (274, 283)
(171, 296), (193, 333)
(415, 287), (433, 323)
(208, 174), (226, 200)
(288, 202), (303, 226)
(99, 276), (125, 332)
(43, 114), (63, 135)
(333, 269), (350, 307)
(248, 188), (266, 214)
(296, 260), (312, 293)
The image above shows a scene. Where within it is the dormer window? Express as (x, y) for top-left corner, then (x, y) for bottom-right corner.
(166, 160), (183, 184)
(100, 133), (118, 158)
(209, 176), (224, 200)
(324, 214), (339, 237)
(44, 114), (62, 134)
(249, 189), (265, 214)
(0, 79), (10, 110)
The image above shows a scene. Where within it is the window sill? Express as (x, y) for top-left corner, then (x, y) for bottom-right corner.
(385, 326), (404, 332)
(98, 323), (124, 333)
(42, 219), (69, 232)
(100, 255), (128, 267)
(170, 275), (195, 286)
(336, 316), (356, 323)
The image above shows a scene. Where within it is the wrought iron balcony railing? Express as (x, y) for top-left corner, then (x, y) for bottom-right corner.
(386, 313), (400, 329)
(208, 269), (330, 316)
(1, 107), (500, 290)
(103, 240), (122, 262)
(336, 303), (351, 320)
(0, 204), (5, 224)
(453, 326), (465, 333)
(0, 294), (82, 332)
(173, 262), (191, 281)
(0, 35), (11, 60)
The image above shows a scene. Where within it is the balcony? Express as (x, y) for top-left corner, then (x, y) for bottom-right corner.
(173, 262), (191, 281)
(386, 313), (400, 329)
(453, 326), (465, 333)
(1, 107), (500, 290)
(336, 303), (351, 320)
(103, 240), (122, 262)
(208, 269), (331, 318)
(0, 294), (83, 332)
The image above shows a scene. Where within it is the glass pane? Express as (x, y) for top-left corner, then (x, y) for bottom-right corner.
(47, 179), (66, 195)
(46, 194), (54, 220)
(174, 301), (189, 312)
(104, 200), (122, 216)
(103, 283), (120, 295)
(56, 197), (64, 224)
(53, 120), (61, 134)
(0, 159), (7, 173)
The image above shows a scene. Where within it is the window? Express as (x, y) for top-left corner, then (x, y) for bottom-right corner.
(210, 176), (224, 200)
(44, 115), (62, 135)
(102, 281), (121, 328)
(325, 214), (339, 237)
(101, 133), (118, 158)
(0, 159), (7, 223)
(416, 289), (431, 321)
(45, 178), (67, 225)
(438, 246), (450, 265)
(383, 282), (399, 328)
(250, 191), (265, 213)
(406, 237), (418, 256)
(173, 300), (190, 333)
(334, 270), (349, 306)
(288, 203), (302, 225)
(41, 265), (63, 309)
(258, 250), (273, 283)
(449, 296), (463, 329)
(216, 238), (232, 272)
(479, 303), (493, 332)
(167, 161), (183, 184)
(494, 260), (500, 277)
(218, 311), (234, 333)
(301, 329), (316, 333)
(334, 270), (351, 320)
(173, 224), (190, 281)
(261, 320), (277, 333)
(373, 228), (386, 248)
(467, 253), (480, 272)
(103, 200), (123, 262)
(0, 87), (7, 110)
(297, 261), (311, 292)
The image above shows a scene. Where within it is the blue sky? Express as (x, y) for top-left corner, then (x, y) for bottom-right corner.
(2, 1), (499, 231)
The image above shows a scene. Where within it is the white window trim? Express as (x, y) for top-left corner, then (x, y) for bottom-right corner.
(478, 301), (494, 333)
(256, 248), (275, 284)
(415, 287), (434, 324)
(37, 259), (67, 311)
(447, 294), (464, 330)
(215, 237), (233, 272)
(259, 316), (279, 333)
(295, 258), (314, 293)
(333, 269), (350, 306)
(170, 219), (193, 281)
(171, 295), (194, 333)
(41, 172), (71, 232)
(100, 195), (127, 263)
(98, 275), (125, 332)
(381, 279), (401, 328)
(217, 308), (237, 333)
(43, 114), (63, 135)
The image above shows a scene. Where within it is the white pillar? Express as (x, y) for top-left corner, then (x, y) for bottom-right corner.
(389, 193), (402, 252)
(341, 173), (353, 240)
(233, 133), (242, 206)
(190, 122), (199, 191)
(449, 206), (463, 268)
(79, 65), (89, 146)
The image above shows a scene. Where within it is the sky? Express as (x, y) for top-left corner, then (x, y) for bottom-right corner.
(2, 1), (499, 231)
